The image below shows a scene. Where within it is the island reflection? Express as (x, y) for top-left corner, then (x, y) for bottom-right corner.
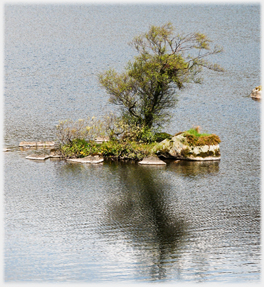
(104, 163), (187, 280)
(56, 159), (221, 281)
(166, 160), (220, 177)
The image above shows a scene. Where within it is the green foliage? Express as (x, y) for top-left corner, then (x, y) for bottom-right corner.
(60, 138), (101, 158)
(60, 138), (156, 161)
(116, 121), (155, 143)
(99, 22), (223, 132)
(126, 126), (155, 143)
(153, 132), (172, 142)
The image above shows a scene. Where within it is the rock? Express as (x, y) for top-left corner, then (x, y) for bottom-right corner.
(153, 133), (221, 161)
(138, 155), (166, 165)
(19, 141), (56, 147)
(67, 155), (104, 164)
(26, 154), (51, 160)
(49, 151), (63, 158)
(94, 137), (109, 144)
(250, 86), (261, 99)
(36, 141), (56, 147)
(19, 142), (37, 147)
(3, 148), (11, 152)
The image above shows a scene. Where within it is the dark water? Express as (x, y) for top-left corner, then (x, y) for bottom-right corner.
(4, 4), (261, 283)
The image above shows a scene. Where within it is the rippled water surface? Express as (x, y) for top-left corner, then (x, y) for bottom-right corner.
(4, 4), (261, 283)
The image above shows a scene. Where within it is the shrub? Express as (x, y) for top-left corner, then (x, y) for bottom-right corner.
(56, 113), (159, 145)
(153, 132), (172, 142)
(60, 137), (156, 161)
(60, 139), (101, 158)
(56, 113), (127, 145)
(56, 117), (104, 145)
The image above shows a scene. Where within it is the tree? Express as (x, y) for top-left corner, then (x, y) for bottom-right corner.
(99, 22), (223, 132)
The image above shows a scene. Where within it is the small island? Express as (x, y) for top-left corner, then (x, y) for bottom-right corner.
(22, 23), (223, 165)
(51, 126), (221, 165)
(53, 23), (223, 165)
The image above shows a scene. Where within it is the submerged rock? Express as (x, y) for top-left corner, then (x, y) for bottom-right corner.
(250, 86), (261, 99)
(67, 155), (104, 164)
(19, 141), (56, 147)
(26, 154), (51, 160)
(153, 133), (221, 161)
(138, 155), (166, 165)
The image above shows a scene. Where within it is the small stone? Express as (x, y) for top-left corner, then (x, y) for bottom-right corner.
(67, 155), (104, 164)
(26, 154), (50, 160)
(94, 137), (109, 144)
(3, 148), (11, 152)
(186, 156), (221, 161)
(19, 142), (37, 147)
(250, 86), (261, 99)
(138, 155), (166, 165)
(36, 141), (56, 147)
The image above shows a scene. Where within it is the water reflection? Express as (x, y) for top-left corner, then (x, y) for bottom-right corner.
(166, 160), (220, 176)
(53, 160), (104, 181)
(104, 163), (187, 281)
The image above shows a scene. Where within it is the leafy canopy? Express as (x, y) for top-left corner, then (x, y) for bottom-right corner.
(99, 22), (223, 132)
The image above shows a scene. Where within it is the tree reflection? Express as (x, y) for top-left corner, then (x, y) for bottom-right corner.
(104, 163), (187, 281)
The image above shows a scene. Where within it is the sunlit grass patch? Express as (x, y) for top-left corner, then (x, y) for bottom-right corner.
(183, 128), (221, 146)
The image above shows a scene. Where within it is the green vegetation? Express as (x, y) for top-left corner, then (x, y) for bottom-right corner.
(183, 128), (221, 146)
(56, 118), (221, 160)
(184, 128), (211, 137)
(60, 138), (156, 161)
(99, 22), (223, 136)
(56, 23), (223, 159)
(55, 114), (173, 160)
(153, 132), (172, 142)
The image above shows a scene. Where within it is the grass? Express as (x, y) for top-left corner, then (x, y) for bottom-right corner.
(183, 128), (221, 146)
(184, 128), (211, 137)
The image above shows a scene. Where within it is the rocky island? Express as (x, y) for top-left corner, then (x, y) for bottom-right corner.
(20, 127), (221, 165)
(152, 129), (221, 162)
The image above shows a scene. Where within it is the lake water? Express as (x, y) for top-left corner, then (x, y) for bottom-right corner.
(4, 4), (261, 283)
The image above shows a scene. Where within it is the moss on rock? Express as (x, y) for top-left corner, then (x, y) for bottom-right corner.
(154, 128), (221, 161)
